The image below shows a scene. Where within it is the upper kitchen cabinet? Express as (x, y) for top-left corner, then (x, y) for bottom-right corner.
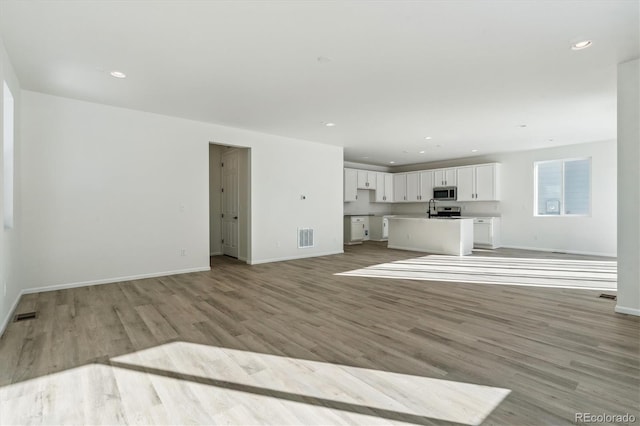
(393, 173), (407, 202)
(374, 172), (394, 202)
(357, 170), (377, 189)
(456, 163), (501, 201)
(419, 170), (434, 201)
(405, 172), (421, 202)
(394, 171), (432, 202)
(344, 168), (358, 202)
(433, 168), (457, 187)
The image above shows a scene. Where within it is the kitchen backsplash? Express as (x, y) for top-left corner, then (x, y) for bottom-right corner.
(344, 192), (501, 216)
(391, 200), (501, 216)
(343, 190), (394, 215)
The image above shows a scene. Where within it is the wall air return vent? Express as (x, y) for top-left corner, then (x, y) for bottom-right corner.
(298, 228), (314, 248)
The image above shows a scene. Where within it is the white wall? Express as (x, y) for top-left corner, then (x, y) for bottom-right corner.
(391, 140), (617, 256)
(19, 91), (343, 293)
(0, 36), (22, 334)
(616, 58), (640, 316)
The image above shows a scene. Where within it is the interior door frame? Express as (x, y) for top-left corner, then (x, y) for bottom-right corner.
(209, 143), (251, 264)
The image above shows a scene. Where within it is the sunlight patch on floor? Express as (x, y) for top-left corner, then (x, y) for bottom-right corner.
(336, 255), (617, 290)
(1, 341), (511, 425)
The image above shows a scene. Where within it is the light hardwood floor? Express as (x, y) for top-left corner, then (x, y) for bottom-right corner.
(0, 243), (638, 425)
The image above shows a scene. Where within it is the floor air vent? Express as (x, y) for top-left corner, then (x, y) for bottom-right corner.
(298, 228), (314, 248)
(599, 294), (617, 300)
(14, 312), (37, 322)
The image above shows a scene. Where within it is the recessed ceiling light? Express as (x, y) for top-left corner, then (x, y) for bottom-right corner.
(519, 124), (527, 128)
(571, 40), (592, 50)
(424, 136), (432, 140)
(389, 161), (396, 164)
(419, 150), (425, 154)
(471, 149), (478, 152)
(109, 70), (126, 79)
(325, 122), (336, 127)
(548, 138), (554, 142)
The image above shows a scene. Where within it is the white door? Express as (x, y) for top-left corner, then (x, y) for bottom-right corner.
(433, 169), (445, 186)
(475, 164), (496, 200)
(456, 166), (475, 201)
(344, 169), (358, 201)
(474, 222), (492, 245)
(444, 168), (457, 186)
(419, 171), (434, 201)
(357, 170), (369, 189)
(222, 150), (239, 257)
(384, 173), (394, 202)
(393, 173), (407, 202)
(406, 172), (420, 201)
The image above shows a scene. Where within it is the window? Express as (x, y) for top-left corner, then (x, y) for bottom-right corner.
(534, 158), (591, 216)
(3, 81), (14, 229)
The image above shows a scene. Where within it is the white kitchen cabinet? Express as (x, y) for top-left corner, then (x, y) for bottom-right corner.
(393, 173), (407, 202)
(456, 166), (475, 201)
(374, 172), (394, 202)
(475, 163), (500, 200)
(395, 171), (432, 202)
(433, 168), (457, 187)
(405, 172), (420, 202)
(419, 170), (434, 201)
(357, 170), (377, 190)
(344, 168), (358, 202)
(473, 217), (501, 248)
(456, 163), (500, 201)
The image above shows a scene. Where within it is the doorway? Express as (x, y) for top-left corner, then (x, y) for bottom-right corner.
(209, 144), (251, 262)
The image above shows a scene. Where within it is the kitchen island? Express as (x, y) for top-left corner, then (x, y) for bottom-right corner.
(387, 216), (474, 256)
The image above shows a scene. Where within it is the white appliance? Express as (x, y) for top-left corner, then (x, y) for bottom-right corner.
(369, 215), (394, 241)
(473, 217), (501, 248)
(344, 216), (369, 244)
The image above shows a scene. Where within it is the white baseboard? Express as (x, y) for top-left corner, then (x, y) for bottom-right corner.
(21, 266), (212, 296)
(615, 305), (640, 316)
(249, 250), (344, 265)
(500, 245), (616, 258)
(210, 251), (223, 256)
(0, 291), (23, 339)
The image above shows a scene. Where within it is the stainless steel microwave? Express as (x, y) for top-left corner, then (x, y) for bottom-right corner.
(433, 186), (457, 201)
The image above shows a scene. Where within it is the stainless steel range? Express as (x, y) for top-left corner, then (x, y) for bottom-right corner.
(434, 206), (462, 218)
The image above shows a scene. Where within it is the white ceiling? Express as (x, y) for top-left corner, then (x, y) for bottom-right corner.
(1, 1), (638, 166)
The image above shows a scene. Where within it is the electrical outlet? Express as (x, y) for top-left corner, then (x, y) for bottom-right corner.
(276, 241), (281, 248)
(180, 248), (187, 256)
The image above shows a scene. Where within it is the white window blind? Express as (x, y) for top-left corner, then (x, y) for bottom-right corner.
(535, 158), (590, 216)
